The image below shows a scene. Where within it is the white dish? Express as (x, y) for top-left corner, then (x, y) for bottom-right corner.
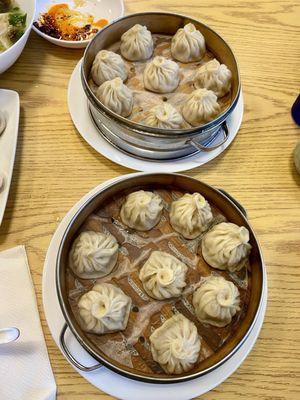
(0, 89), (19, 225)
(68, 59), (244, 172)
(0, 0), (36, 74)
(33, 0), (124, 48)
(43, 173), (267, 400)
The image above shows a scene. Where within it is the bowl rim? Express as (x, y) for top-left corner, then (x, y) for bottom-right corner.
(31, 0), (125, 46)
(56, 172), (265, 384)
(0, 0), (36, 57)
(81, 11), (241, 136)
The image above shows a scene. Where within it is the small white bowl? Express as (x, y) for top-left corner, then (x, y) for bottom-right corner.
(0, 0), (36, 74)
(32, 0), (124, 49)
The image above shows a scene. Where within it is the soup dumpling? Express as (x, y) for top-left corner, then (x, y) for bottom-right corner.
(120, 24), (153, 61)
(143, 56), (180, 94)
(142, 103), (184, 129)
(150, 314), (201, 374)
(170, 193), (213, 239)
(182, 88), (220, 126)
(78, 283), (132, 334)
(171, 23), (206, 63)
(193, 275), (240, 327)
(201, 222), (252, 272)
(139, 251), (188, 300)
(120, 190), (164, 231)
(96, 77), (133, 117)
(91, 50), (128, 86)
(195, 59), (232, 98)
(69, 231), (119, 279)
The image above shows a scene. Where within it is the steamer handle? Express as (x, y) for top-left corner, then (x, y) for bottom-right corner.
(217, 188), (248, 218)
(187, 121), (229, 152)
(59, 323), (102, 372)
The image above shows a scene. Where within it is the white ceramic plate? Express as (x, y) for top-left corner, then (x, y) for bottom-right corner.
(0, 89), (19, 225)
(68, 60), (244, 172)
(43, 173), (267, 400)
(33, 0), (124, 48)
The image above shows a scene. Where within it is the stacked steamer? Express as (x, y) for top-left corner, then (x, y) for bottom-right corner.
(88, 23), (232, 130)
(67, 185), (252, 376)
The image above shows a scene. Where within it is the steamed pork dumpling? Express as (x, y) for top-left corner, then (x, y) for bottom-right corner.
(96, 78), (133, 117)
(170, 193), (213, 239)
(150, 314), (201, 374)
(193, 275), (240, 327)
(91, 50), (128, 86)
(139, 251), (188, 300)
(171, 23), (206, 63)
(182, 88), (220, 126)
(78, 283), (132, 334)
(143, 103), (184, 129)
(143, 56), (180, 94)
(69, 231), (119, 279)
(120, 190), (164, 231)
(202, 222), (252, 272)
(195, 59), (232, 98)
(120, 24), (153, 61)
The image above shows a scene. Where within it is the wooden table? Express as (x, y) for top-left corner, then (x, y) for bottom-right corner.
(1, 0), (299, 398)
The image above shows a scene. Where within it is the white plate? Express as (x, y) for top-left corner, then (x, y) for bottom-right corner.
(0, 90), (20, 226)
(43, 173), (267, 400)
(68, 60), (244, 172)
(33, 0), (124, 48)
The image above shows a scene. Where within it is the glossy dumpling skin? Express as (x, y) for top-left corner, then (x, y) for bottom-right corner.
(201, 222), (252, 272)
(139, 251), (188, 300)
(91, 50), (128, 86)
(69, 231), (119, 279)
(193, 275), (240, 327)
(195, 59), (232, 98)
(150, 314), (201, 374)
(120, 24), (153, 61)
(170, 193), (213, 239)
(171, 23), (206, 63)
(143, 56), (180, 94)
(120, 190), (164, 231)
(78, 283), (132, 334)
(182, 88), (220, 126)
(96, 77), (133, 117)
(142, 103), (184, 129)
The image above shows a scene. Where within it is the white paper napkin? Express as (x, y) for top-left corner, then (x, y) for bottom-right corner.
(0, 246), (57, 400)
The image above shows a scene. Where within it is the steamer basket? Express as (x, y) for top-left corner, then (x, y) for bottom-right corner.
(81, 12), (241, 160)
(56, 173), (264, 384)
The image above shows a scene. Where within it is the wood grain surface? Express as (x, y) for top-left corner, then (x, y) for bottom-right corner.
(0, 0), (300, 398)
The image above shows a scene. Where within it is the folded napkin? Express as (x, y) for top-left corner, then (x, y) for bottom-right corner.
(0, 246), (56, 400)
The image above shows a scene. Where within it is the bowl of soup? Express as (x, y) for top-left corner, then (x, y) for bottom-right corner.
(0, 0), (36, 74)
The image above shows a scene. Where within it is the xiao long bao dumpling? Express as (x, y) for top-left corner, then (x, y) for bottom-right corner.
(139, 251), (188, 300)
(170, 193), (213, 239)
(78, 283), (132, 334)
(142, 103), (184, 129)
(195, 59), (232, 98)
(202, 222), (252, 272)
(69, 231), (119, 279)
(143, 56), (180, 94)
(150, 314), (201, 374)
(120, 24), (153, 61)
(182, 88), (220, 126)
(120, 190), (164, 231)
(96, 77), (133, 117)
(91, 50), (128, 86)
(171, 23), (206, 63)
(193, 275), (240, 327)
